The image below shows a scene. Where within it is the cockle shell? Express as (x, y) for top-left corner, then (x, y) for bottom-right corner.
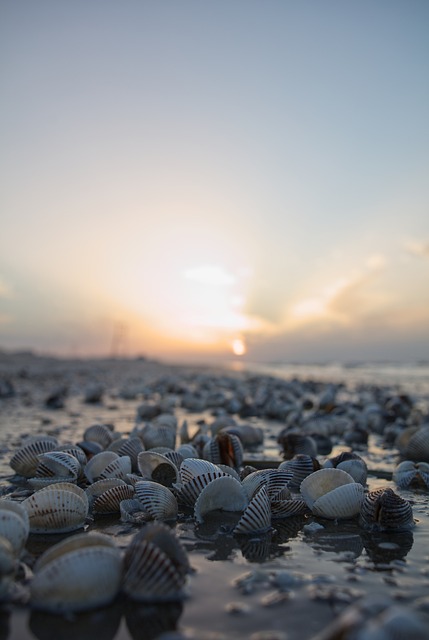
(23, 484), (89, 533)
(84, 451), (119, 483)
(0, 500), (29, 556)
(35, 451), (80, 480)
(140, 422), (177, 450)
(176, 443), (199, 459)
(270, 497), (309, 519)
(0, 536), (15, 599)
(54, 445), (87, 470)
(98, 456), (132, 481)
(83, 424), (115, 449)
(137, 452), (179, 487)
(122, 523), (189, 601)
(234, 485), (272, 535)
(30, 543), (122, 612)
(107, 437), (145, 471)
(134, 480), (178, 521)
(401, 425), (429, 462)
(10, 438), (57, 477)
(279, 455), (321, 489)
(176, 470), (227, 508)
(120, 498), (151, 524)
(202, 432), (243, 469)
(300, 468), (364, 519)
(194, 475), (248, 523)
(324, 452), (368, 486)
(360, 487), (414, 532)
(34, 531), (117, 571)
(179, 458), (221, 485)
(241, 469), (292, 502)
(393, 461), (429, 490)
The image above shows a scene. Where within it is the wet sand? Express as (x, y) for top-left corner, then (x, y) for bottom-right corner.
(1, 352), (429, 639)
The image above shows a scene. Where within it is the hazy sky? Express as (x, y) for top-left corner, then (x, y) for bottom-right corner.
(1, 1), (428, 363)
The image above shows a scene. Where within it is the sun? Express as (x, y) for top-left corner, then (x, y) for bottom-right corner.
(231, 338), (246, 356)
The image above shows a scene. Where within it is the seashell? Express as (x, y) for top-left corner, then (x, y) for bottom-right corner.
(120, 498), (151, 524)
(23, 484), (89, 533)
(360, 487), (414, 532)
(28, 476), (77, 491)
(0, 500), (29, 556)
(300, 468), (364, 520)
(277, 431), (317, 460)
(202, 432), (243, 469)
(393, 460), (429, 490)
(179, 458), (221, 485)
(134, 480), (178, 521)
(76, 440), (104, 458)
(92, 484), (135, 515)
(137, 451), (179, 487)
(222, 424), (264, 449)
(279, 455), (321, 489)
(324, 451), (368, 486)
(84, 451), (119, 483)
(0, 536), (16, 599)
(241, 469), (292, 502)
(83, 424), (115, 449)
(234, 485), (271, 535)
(176, 470), (227, 508)
(217, 464), (241, 481)
(401, 425), (429, 462)
(99, 456), (132, 481)
(194, 475), (248, 523)
(176, 443), (199, 459)
(83, 382), (104, 404)
(140, 423), (176, 450)
(108, 437), (145, 471)
(10, 438), (58, 477)
(163, 450), (184, 470)
(35, 451), (80, 480)
(54, 445), (87, 473)
(30, 544), (122, 612)
(34, 531), (117, 571)
(270, 497), (309, 519)
(122, 523), (189, 601)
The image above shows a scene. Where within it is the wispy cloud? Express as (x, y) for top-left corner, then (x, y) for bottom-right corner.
(405, 241), (429, 259)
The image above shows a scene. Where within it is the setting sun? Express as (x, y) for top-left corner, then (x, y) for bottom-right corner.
(232, 338), (246, 356)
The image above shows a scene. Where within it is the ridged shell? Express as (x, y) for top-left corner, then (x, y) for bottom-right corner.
(179, 458), (220, 484)
(277, 432), (317, 460)
(28, 476), (78, 491)
(403, 425), (429, 462)
(84, 451), (119, 483)
(176, 470), (227, 508)
(0, 536), (15, 599)
(141, 423), (176, 450)
(34, 531), (117, 571)
(0, 500), (29, 556)
(270, 498), (309, 519)
(83, 424), (115, 449)
(311, 482), (364, 519)
(10, 439), (57, 477)
(324, 452), (368, 486)
(202, 433), (243, 469)
(92, 484), (135, 514)
(234, 486), (271, 535)
(241, 469), (292, 502)
(54, 445), (87, 469)
(393, 461), (429, 490)
(194, 475), (248, 523)
(134, 480), (178, 521)
(30, 545), (122, 612)
(163, 450), (184, 470)
(279, 455), (321, 489)
(176, 444), (199, 459)
(99, 456), (132, 481)
(36, 482), (89, 512)
(23, 485), (89, 533)
(360, 488), (414, 531)
(109, 437), (145, 471)
(35, 451), (80, 479)
(300, 468), (355, 509)
(137, 452), (179, 487)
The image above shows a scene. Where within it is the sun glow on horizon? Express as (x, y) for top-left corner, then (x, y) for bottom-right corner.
(231, 337), (246, 356)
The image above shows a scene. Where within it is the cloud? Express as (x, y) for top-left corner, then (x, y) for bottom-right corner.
(0, 276), (13, 298)
(405, 241), (429, 259)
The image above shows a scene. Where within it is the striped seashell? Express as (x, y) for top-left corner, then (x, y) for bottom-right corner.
(23, 485), (89, 533)
(92, 484), (135, 515)
(53, 445), (87, 470)
(28, 476), (78, 491)
(234, 486), (271, 535)
(141, 423), (177, 450)
(34, 531), (117, 571)
(134, 480), (178, 521)
(194, 475), (248, 523)
(10, 439), (57, 477)
(163, 450), (185, 470)
(112, 437), (145, 471)
(393, 461), (429, 490)
(402, 425), (429, 462)
(301, 468), (364, 519)
(270, 497), (309, 519)
(122, 523), (189, 601)
(202, 433), (243, 469)
(179, 458), (221, 485)
(137, 452), (179, 487)
(176, 470), (227, 508)
(99, 456), (132, 481)
(36, 482), (89, 512)
(84, 451), (119, 483)
(279, 455), (321, 489)
(30, 544), (122, 612)
(120, 498), (151, 524)
(324, 452), (368, 486)
(86, 478), (127, 500)
(360, 488), (415, 532)
(238, 536), (272, 563)
(241, 469), (273, 501)
(176, 443), (199, 459)
(241, 469), (292, 502)
(83, 424), (115, 449)
(35, 451), (80, 480)
(0, 500), (29, 556)
(217, 465), (241, 481)
(266, 470), (294, 501)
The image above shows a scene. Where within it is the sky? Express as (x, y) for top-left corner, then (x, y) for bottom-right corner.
(1, 1), (429, 364)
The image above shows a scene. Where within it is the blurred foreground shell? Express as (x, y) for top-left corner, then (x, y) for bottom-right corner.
(393, 461), (429, 490)
(23, 483), (89, 533)
(398, 425), (429, 462)
(360, 487), (414, 532)
(0, 500), (29, 556)
(300, 468), (364, 519)
(30, 534), (122, 612)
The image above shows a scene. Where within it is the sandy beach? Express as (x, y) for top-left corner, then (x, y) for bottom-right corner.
(0, 352), (428, 640)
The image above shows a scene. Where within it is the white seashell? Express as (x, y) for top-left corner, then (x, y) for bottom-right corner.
(36, 481), (90, 512)
(300, 468), (355, 510)
(134, 480), (178, 521)
(402, 425), (429, 462)
(108, 437), (145, 470)
(163, 450), (184, 470)
(28, 476), (78, 491)
(176, 470), (227, 508)
(194, 475), (248, 523)
(31, 545), (122, 612)
(53, 445), (87, 470)
(217, 465), (241, 481)
(176, 443), (199, 459)
(137, 451), (179, 487)
(234, 486), (271, 535)
(83, 424), (115, 449)
(279, 455), (321, 489)
(393, 460), (429, 490)
(311, 482), (364, 519)
(99, 456), (132, 481)
(23, 485), (89, 533)
(0, 501), (29, 556)
(141, 422), (176, 450)
(324, 452), (368, 486)
(84, 451), (119, 483)
(35, 451), (80, 480)
(35, 531), (117, 571)
(10, 439), (57, 477)
(179, 458), (220, 485)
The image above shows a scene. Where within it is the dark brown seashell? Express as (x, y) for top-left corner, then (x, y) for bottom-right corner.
(360, 488), (414, 532)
